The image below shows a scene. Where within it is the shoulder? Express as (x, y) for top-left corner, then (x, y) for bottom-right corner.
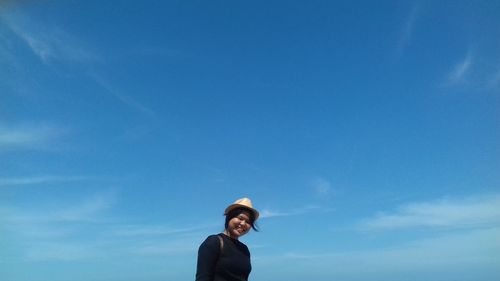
(200, 234), (222, 248)
(206, 234), (222, 243)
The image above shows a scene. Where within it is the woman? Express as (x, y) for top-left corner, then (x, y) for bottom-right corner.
(196, 198), (259, 281)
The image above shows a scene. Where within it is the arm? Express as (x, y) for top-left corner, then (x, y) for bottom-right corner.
(195, 235), (220, 281)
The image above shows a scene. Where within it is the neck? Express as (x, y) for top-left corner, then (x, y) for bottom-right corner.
(223, 230), (238, 240)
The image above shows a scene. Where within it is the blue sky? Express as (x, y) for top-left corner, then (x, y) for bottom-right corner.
(1, 1), (499, 281)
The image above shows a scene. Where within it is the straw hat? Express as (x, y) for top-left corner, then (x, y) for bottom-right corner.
(224, 197), (259, 220)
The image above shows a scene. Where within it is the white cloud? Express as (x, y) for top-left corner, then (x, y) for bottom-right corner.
(396, 3), (419, 56)
(0, 11), (98, 64)
(1, 192), (120, 262)
(89, 72), (155, 116)
(0, 11), (155, 117)
(487, 69), (500, 89)
(359, 194), (500, 231)
(54, 195), (114, 222)
(24, 242), (100, 261)
(2, 193), (115, 224)
(259, 209), (291, 218)
(312, 177), (331, 196)
(109, 222), (218, 237)
(0, 175), (90, 187)
(255, 227), (500, 278)
(447, 53), (473, 84)
(260, 205), (322, 219)
(0, 192), (213, 262)
(127, 240), (198, 256)
(0, 123), (65, 151)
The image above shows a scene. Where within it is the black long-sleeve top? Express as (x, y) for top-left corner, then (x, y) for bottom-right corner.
(195, 234), (252, 281)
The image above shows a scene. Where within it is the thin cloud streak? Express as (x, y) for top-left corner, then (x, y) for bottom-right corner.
(1, 192), (211, 261)
(110, 222), (219, 237)
(55, 195), (115, 222)
(90, 73), (155, 116)
(255, 228), (500, 274)
(0, 11), (98, 64)
(2, 193), (115, 224)
(0, 175), (91, 187)
(359, 194), (500, 231)
(1, 193), (118, 262)
(447, 52), (473, 84)
(127, 240), (198, 256)
(0, 123), (65, 151)
(24, 242), (100, 262)
(312, 177), (332, 197)
(260, 205), (322, 219)
(396, 3), (419, 56)
(487, 69), (500, 89)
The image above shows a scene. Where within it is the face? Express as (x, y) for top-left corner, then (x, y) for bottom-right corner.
(226, 211), (252, 239)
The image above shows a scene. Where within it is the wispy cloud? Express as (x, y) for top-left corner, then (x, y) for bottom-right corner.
(127, 239), (198, 256)
(259, 209), (291, 218)
(260, 205), (323, 219)
(54, 195), (115, 223)
(311, 177), (332, 197)
(0, 123), (66, 151)
(0, 24), (20, 68)
(447, 52), (473, 84)
(359, 194), (500, 231)
(0, 175), (91, 187)
(0, 11), (156, 117)
(1, 192), (212, 261)
(1, 192), (117, 261)
(0, 11), (98, 64)
(24, 242), (101, 261)
(90, 73), (155, 116)
(440, 51), (500, 92)
(255, 227), (500, 275)
(109, 222), (218, 237)
(2, 193), (115, 224)
(0, 1), (39, 9)
(107, 222), (219, 257)
(396, 3), (420, 56)
(110, 46), (183, 60)
(487, 69), (500, 90)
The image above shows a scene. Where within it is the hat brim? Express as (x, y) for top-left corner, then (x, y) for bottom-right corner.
(224, 204), (260, 220)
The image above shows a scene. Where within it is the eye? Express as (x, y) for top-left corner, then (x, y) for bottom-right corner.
(237, 216), (249, 223)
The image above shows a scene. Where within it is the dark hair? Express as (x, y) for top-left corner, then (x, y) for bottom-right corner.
(225, 207), (259, 232)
